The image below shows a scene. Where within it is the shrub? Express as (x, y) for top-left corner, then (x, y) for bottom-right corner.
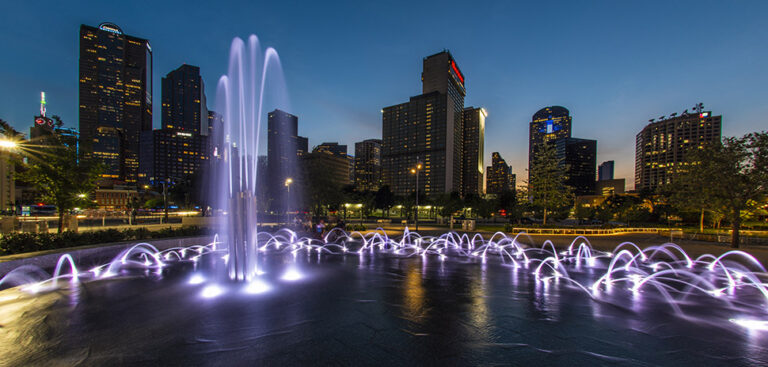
(0, 226), (206, 256)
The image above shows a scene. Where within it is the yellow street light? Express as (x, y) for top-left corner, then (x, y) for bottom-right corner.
(284, 177), (293, 186)
(0, 139), (18, 149)
(77, 193), (87, 198)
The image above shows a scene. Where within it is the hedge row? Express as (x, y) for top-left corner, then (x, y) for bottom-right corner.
(0, 226), (205, 256)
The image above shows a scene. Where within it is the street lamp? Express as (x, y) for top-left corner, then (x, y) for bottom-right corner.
(410, 159), (423, 231)
(284, 177), (293, 225)
(356, 203), (363, 224)
(0, 139), (18, 150)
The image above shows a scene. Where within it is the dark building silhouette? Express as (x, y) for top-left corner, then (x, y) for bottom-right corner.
(312, 143), (352, 185)
(140, 64), (210, 185)
(598, 160), (614, 181)
(529, 106), (597, 197)
(303, 151), (350, 190)
(161, 65), (207, 133)
(462, 107), (486, 197)
(555, 137), (597, 197)
(635, 109), (722, 190)
(529, 106), (572, 184)
(354, 139), (382, 192)
(382, 50), (466, 197)
(314, 142), (347, 156)
(486, 152), (513, 195)
(267, 109), (307, 196)
(79, 23), (152, 184)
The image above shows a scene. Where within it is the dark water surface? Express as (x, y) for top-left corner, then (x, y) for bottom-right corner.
(1, 252), (767, 366)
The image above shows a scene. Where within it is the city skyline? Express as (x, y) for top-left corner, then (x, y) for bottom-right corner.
(1, 1), (768, 189)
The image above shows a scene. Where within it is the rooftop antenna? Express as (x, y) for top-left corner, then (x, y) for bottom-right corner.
(693, 103), (704, 114)
(40, 91), (46, 117)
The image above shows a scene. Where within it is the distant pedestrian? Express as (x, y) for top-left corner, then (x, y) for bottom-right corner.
(315, 219), (326, 239)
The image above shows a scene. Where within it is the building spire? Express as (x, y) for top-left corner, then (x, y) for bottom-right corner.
(40, 91), (46, 117)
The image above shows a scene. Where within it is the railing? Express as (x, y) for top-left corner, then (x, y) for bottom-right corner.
(510, 227), (663, 236)
(508, 227), (768, 246)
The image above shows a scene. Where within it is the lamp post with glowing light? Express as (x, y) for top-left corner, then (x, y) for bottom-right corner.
(0, 140), (18, 150)
(410, 159), (423, 231)
(284, 177), (293, 225)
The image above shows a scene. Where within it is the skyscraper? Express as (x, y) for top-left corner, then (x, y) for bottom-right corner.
(161, 64), (208, 134)
(635, 109), (722, 190)
(313, 142), (352, 185)
(382, 51), (466, 197)
(140, 64), (210, 185)
(79, 23), (152, 184)
(267, 109), (307, 194)
(598, 160), (614, 181)
(528, 106), (572, 184)
(486, 152), (513, 195)
(354, 139), (382, 192)
(555, 137), (597, 197)
(462, 107), (486, 197)
(314, 142), (348, 156)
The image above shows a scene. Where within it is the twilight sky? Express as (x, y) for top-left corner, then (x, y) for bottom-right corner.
(1, 0), (767, 190)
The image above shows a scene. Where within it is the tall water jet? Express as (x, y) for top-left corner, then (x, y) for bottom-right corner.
(210, 35), (290, 281)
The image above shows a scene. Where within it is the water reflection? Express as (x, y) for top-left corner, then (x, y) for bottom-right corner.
(403, 262), (426, 323)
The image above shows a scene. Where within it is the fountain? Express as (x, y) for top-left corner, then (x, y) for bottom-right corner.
(209, 35), (289, 282)
(0, 34), (767, 365)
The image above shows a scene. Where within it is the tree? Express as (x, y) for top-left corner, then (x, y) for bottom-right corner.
(300, 157), (344, 219)
(496, 190), (517, 220)
(528, 142), (572, 225)
(675, 132), (768, 248)
(666, 174), (715, 232)
(18, 125), (103, 233)
(574, 203), (595, 222)
(374, 185), (395, 217)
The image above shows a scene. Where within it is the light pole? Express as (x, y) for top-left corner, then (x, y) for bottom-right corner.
(357, 203), (363, 224)
(0, 139), (18, 216)
(163, 178), (170, 224)
(284, 177), (293, 225)
(410, 159), (422, 231)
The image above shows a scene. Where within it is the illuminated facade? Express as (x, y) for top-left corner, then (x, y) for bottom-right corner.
(139, 64), (210, 185)
(94, 187), (140, 210)
(485, 152), (513, 195)
(462, 107), (485, 196)
(596, 178), (625, 196)
(354, 139), (382, 192)
(635, 111), (722, 190)
(382, 51), (466, 197)
(528, 106), (572, 183)
(79, 23), (152, 184)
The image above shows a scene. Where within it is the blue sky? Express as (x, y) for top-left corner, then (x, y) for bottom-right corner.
(1, 0), (767, 189)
